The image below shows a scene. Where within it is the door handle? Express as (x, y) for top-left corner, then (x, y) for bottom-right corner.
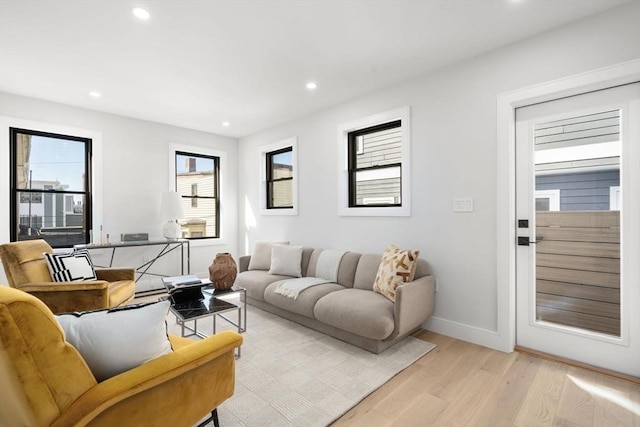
(517, 236), (543, 246)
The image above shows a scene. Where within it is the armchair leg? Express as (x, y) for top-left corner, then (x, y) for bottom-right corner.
(196, 408), (219, 427)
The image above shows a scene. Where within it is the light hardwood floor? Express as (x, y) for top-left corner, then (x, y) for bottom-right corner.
(331, 330), (640, 427)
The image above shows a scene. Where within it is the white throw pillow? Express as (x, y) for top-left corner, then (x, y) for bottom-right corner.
(56, 301), (173, 382)
(44, 249), (97, 282)
(248, 241), (289, 271)
(268, 244), (303, 277)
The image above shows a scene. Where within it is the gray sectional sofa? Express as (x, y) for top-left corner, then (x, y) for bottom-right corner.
(235, 246), (435, 353)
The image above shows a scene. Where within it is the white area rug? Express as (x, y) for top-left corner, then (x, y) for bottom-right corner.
(166, 305), (436, 427)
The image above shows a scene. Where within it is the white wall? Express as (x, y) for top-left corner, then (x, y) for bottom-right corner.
(0, 94), (239, 290)
(237, 4), (640, 349)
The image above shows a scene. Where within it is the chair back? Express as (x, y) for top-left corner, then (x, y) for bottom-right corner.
(0, 240), (55, 288)
(0, 286), (97, 427)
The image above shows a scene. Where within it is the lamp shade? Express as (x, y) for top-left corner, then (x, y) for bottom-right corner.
(161, 191), (185, 220)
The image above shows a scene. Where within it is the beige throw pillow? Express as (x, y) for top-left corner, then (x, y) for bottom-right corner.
(373, 244), (420, 302)
(248, 241), (289, 271)
(269, 244), (303, 277)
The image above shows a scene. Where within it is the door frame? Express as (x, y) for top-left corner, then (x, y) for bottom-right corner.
(495, 59), (640, 353)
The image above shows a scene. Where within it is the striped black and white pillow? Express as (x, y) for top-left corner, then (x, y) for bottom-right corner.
(44, 249), (97, 282)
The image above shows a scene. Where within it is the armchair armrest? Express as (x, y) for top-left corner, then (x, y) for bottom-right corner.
(15, 281), (110, 313)
(52, 331), (243, 427)
(16, 280), (109, 293)
(390, 275), (435, 340)
(95, 268), (135, 282)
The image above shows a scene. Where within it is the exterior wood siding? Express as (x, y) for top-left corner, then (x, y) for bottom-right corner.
(356, 127), (401, 169)
(176, 171), (217, 237)
(534, 110), (620, 151)
(536, 170), (619, 211)
(535, 211), (620, 336)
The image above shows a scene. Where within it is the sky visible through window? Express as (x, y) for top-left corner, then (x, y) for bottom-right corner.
(28, 135), (85, 191)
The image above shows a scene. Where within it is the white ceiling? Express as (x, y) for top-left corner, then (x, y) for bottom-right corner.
(0, 0), (632, 138)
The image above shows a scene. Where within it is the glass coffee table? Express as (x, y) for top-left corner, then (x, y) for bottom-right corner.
(162, 278), (246, 358)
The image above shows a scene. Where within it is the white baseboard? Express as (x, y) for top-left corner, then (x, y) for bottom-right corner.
(423, 316), (511, 353)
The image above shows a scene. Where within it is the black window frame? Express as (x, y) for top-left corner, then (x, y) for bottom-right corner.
(266, 146), (294, 209)
(347, 120), (402, 208)
(174, 150), (220, 239)
(9, 127), (93, 248)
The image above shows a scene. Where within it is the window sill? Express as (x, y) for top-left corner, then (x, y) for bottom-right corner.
(339, 205), (410, 217)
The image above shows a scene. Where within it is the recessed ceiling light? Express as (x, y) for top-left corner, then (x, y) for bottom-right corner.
(89, 91), (101, 98)
(132, 7), (150, 20)
(222, 121), (230, 127)
(306, 82), (317, 90)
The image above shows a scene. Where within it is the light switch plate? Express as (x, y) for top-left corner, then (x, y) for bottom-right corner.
(453, 197), (474, 212)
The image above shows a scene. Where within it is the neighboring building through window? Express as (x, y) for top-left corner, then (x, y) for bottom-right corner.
(9, 128), (92, 248)
(260, 137), (298, 216)
(266, 146), (293, 209)
(348, 120), (402, 207)
(175, 151), (219, 239)
(338, 106), (411, 216)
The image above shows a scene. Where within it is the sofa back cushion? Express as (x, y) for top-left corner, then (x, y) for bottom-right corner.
(305, 249), (361, 288)
(354, 254), (431, 291)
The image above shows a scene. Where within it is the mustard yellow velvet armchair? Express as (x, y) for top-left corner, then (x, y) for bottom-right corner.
(0, 240), (135, 314)
(0, 286), (243, 427)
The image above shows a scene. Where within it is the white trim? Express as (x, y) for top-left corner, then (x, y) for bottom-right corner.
(337, 106), (411, 217)
(168, 143), (228, 247)
(496, 59), (640, 353)
(423, 316), (505, 352)
(259, 136), (298, 216)
(535, 189), (560, 211)
(0, 116), (103, 246)
(610, 185), (621, 211)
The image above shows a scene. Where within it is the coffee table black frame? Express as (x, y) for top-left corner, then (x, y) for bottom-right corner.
(163, 282), (246, 358)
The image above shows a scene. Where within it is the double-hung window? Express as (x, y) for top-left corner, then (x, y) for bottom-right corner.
(338, 106), (410, 216)
(9, 128), (92, 248)
(174, 151), (220, 239)
(266, 147), (294, 209)
(348, 120), (402, 207)
(260, 137), (298, 215)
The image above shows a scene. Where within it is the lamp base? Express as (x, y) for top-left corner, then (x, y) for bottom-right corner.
(163, 221), (181, 240)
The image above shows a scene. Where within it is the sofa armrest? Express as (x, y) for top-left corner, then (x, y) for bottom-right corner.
(238, 255), (251, 272)
(391, 275), (435, 339)
(51, 331), (243, 427)
(95, 268), (135, 282)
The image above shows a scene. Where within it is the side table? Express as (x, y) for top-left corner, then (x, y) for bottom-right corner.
(161, 278), (246, 358)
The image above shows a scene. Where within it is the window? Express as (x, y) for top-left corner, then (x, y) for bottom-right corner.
(535, 189), (560, 211)
(260, 137), (298, 215)
(266, 146), (293, 209)
(175, 151), (219, 239)
(348, 120), (402, 207)
(338, 106), (411, 216)
(9, 128), (92, 248)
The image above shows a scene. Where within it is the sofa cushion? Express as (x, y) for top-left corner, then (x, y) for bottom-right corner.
(353, 254), (382, 291)
(268, 244), (303, 277)
(373, 245), (420, 301)
(237, 270), (292, 301)
(265, 281), (345, 318)
(307, 250), (361, 288)
(248, 241), (288, 271)
(314, 288), (395, 340)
